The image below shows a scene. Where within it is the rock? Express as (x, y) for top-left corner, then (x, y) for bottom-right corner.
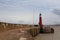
(51, 28), (54, 33)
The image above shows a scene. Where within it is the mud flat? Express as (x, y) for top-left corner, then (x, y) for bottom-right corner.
(34, 26), (60, 40)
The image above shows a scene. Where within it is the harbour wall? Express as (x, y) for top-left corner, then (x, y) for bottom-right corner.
(0, 22), (40, 37)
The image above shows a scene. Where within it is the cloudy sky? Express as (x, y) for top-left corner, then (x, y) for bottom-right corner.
(0, 0), (60, 25)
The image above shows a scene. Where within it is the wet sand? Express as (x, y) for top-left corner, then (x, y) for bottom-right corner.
(35, 26), (60, 40)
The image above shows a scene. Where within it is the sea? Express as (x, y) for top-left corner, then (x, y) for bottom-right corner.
(35, 26), (60, 40)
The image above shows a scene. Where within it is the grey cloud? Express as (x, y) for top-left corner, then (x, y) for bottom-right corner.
(0, 17), (18, 23)
(52, 9), (60, 15)
(18, 21), (32, 24)
(0, 0), (59, 12)
(18, 21), (25, 24)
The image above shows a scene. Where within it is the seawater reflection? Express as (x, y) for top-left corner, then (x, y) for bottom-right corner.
(35, 26), (60, 40)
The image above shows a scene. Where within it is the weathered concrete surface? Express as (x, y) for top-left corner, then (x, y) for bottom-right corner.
(0, 29), (33, 40)
(34, 26), (60, 40)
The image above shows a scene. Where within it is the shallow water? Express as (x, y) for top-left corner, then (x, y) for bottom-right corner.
(35, 26), (60, 40)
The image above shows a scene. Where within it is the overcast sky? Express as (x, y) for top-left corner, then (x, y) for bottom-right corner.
(0, 0), (60, 25)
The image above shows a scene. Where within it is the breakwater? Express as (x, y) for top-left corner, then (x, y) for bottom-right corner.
(0, 22), (40, 40)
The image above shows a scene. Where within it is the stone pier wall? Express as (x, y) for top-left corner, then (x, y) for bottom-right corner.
(0, 22), (40, 37)
(0, 22), (33, 32)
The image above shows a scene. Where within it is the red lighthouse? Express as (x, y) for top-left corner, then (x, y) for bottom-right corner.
(39, 13), (54, 33)
(39, 13), (43, 33)
(39, 13), (42, 26)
